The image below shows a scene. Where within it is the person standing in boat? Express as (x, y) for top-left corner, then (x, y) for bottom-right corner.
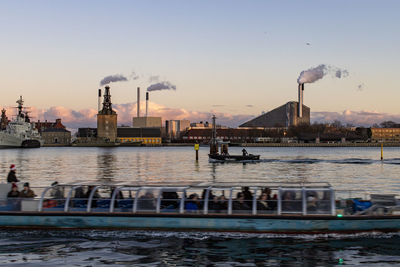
(242, 149), (248, 156)
(7, 164), (19, 183)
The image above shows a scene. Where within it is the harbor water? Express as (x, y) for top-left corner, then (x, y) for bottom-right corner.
(0, 146), (400, 266)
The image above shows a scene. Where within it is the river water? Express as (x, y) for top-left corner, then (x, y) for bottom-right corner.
(0, 146), (400, 266)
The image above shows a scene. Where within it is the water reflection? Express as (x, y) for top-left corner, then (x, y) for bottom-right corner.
(0, 147), (399, 194)
(96, 149), (116, 182)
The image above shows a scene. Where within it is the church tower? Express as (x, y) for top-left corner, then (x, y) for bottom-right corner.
(97, 85), (117, 142)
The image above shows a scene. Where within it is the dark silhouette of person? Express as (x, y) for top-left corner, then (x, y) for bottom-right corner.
(7, 164), (19, 183)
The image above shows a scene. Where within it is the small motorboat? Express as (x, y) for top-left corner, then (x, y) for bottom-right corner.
(208, 152), (260, 162)
(208, 115), (260, 162)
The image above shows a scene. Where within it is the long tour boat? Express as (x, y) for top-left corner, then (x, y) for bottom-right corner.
(0, 181), (399, 233)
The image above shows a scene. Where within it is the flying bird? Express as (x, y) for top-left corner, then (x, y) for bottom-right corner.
(306, 42), (311, 46)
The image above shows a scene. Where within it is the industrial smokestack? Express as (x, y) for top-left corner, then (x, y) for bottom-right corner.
(298, 83), (304, 117)
(98, 89), (102, 112)
(137, 87), (140, 118)
(146, 92), (149, 117)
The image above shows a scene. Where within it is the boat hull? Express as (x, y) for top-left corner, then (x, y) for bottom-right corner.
(0, 213), (399, 233)
(208, 154), (260, 162)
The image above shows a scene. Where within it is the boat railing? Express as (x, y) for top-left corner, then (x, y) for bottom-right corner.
(0, 183), (394, 216)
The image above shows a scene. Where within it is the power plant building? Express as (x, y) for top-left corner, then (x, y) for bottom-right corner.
(240, 83), (310, 128)
(132, 117), (162, 128)
(240, 102), (310, 128)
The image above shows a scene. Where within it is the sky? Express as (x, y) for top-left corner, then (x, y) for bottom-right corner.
(0, 0), (399, 128)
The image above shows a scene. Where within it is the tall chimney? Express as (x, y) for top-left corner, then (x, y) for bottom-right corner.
(146, 92), (149, 117)
(98, 89), (102, 112)
(298, 83), (304, 117)
(137, 87), (140, 118)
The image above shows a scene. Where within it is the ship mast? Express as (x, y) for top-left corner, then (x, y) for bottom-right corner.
(210, 115), (218, 155)
(16, 96), (24, 118)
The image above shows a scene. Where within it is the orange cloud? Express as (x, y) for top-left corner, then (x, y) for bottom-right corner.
(0, 102), (252, 129)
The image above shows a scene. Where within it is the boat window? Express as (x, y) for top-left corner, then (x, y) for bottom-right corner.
(40, 184), (67, 212)
(305, 189), (333, 215)
(136, 189), (159, 212)
(206, 189), (229, 214)
(231, 188), (254, 215)
(160, 190), (183, 213)
(256, 187), (278, 215)
(183, 189), (204, 214)
(280, 189), (303, 214)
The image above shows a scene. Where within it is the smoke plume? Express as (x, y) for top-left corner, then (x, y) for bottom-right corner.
(148, 75), (160, 83)
(147, 81), (176, 92)
(100, 74), (128, 86)
(130, 72), (139, 80)
(297, 64), (349, 84)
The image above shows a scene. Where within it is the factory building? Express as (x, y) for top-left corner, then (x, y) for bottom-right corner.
(97, 85), (118, 142)
(133, 117), (162, 128)
(240, 102), (310, 128)
(132, 88), (162, 128)
(240, 83), (310, 128)
(117, 127), (162, 145)
(165, 120), (190, 140)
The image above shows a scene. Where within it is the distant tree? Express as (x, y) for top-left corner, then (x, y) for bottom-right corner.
(372, 123), (380, 128)
(380, 121), (399, 128)
(331, 120), (343, 128)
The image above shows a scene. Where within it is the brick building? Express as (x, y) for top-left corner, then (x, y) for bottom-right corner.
(33, 118), (71, 146)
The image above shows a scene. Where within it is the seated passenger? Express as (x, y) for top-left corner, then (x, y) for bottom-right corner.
(218, 195), (228, 210)
(138, 191), (156, 210)
(110, 187), (124, 199)
(233, 192), (251, 210)
(161, 191), (179, 209)
(262, 187), (277, 209)
(257, 192), (271, 210)
(74, 187), (86, 199)
(185, 193), (200, 212)
(72, 187), (86, 208)
(282, 191), (297, 211)
(208, 195), (220, 211)
(242, 187), (253, 201)
(86, 186), (100, 208)
(50, 181), (64, 203)
(306, 191), (319, 212)
(7, 183), (19, 198)
(19, 183), (35, 198)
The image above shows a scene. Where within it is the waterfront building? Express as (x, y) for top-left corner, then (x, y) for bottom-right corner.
(33, 118), (71, 146)
(371, 128), (400, 142)
(97, 85), (117, 142)
(165, 120), (190, 140)
(41, 128), (71, 145)
(117, 127), (161, 145)
(182, 127), (286, 143)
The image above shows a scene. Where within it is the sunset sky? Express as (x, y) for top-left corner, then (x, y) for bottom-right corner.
(1, 1), (399, 128)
